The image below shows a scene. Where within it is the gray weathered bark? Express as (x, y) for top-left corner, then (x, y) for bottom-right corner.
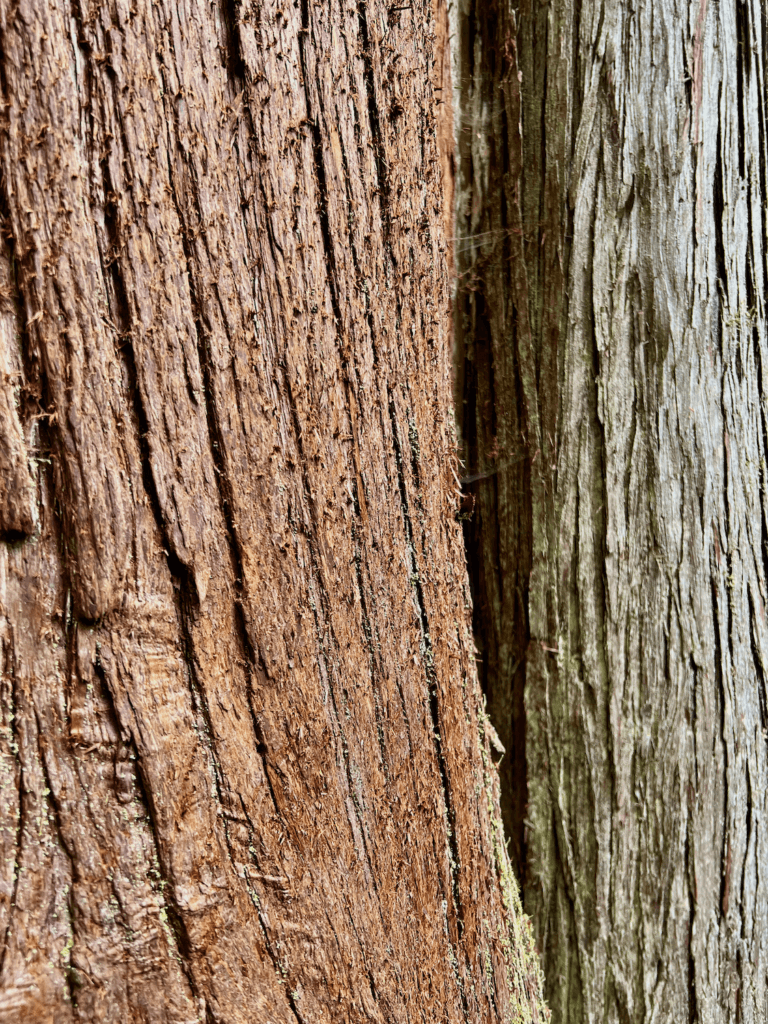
(455, 0), (768, 1020)
(0, 0), (547, 1021)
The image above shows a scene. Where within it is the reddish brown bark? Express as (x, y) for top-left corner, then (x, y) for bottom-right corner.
(0, 1), (545, 1021)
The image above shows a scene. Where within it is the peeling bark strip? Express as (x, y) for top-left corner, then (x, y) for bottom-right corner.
(0, 0), (546, 1021)
(456, 0), (768, 1021)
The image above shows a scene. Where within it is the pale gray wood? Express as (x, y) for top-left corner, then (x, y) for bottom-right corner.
(455, 0), (768, 1020)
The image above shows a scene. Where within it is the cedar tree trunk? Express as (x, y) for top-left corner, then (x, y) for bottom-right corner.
(0, 1), (547, 1022)
(456, 0), (768, 1021)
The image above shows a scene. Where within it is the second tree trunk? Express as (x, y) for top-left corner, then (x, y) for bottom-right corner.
(456, 0), (768, 1020)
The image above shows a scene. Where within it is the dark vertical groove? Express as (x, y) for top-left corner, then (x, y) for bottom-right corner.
(713, 105), (728, 295)
(351, 522), (391, 776)
(33, 709), (80, 1006)
(691, 656), (700, 789)
(710, 574), (730, 921)
(455, 0), (534, 891)
(356, 0), (393, 241)
(389, 396), (466, 949)
(736, 0), (749, 181)
(297, 0), (345, 329)
(0, 27), (73, 555)
(0, 641), (25, 981)
(91, 669), (203, 1009)
(748, 587), (768, 747)
(685, 824), (698, 1024)
(219, 0), (247, 85)
(740, 765), (752, 926)
(235, 793), (312, 1024)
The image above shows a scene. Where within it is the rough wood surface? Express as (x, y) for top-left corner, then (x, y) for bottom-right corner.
(455, 0), (768, 1020)
(0, 0), (546, 1021)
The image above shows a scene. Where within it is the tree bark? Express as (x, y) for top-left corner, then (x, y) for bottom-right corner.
(0, 1), (546, 1021)
(456, 0), (768, 1021)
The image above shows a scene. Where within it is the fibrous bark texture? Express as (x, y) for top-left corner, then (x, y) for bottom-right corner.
(456, 0), (768, 1021)
(0, 0), (546, 1021)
